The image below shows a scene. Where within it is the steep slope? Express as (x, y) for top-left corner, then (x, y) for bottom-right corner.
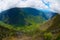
(47, 14), (60, 40)
(47, 14), (60, 33)
(40, 14), (60, 40)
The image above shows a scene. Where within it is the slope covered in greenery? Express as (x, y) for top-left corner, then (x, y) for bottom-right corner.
(0, 7), (47, 32)
(1, 14), (60, 40)
(0, 7), (59, 40)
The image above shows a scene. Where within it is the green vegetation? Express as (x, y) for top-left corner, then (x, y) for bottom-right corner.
(1, 14), (60, 40)
(56, 34), (60, 40)
(0, 14), (46, 32)
(44, 32), (52, 40)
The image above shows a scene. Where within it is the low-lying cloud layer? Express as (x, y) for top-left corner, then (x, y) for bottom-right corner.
(0, 0), (60, 13)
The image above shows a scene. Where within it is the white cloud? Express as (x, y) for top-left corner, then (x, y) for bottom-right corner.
(0, 0), (60, 13)
(45, 0), (60, 13)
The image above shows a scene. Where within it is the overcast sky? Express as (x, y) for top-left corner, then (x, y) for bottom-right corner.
(0, 0), (60, 13)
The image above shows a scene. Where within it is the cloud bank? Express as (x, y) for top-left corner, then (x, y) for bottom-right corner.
(0, 0), (60, 13)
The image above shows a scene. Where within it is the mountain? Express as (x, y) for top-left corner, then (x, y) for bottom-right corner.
(0, 7), (56, 27)
(0, 13), (60, 40)
(0, 7), (60, 40)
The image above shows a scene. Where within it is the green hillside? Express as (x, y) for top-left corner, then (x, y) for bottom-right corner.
(0, 14), (60, 40)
